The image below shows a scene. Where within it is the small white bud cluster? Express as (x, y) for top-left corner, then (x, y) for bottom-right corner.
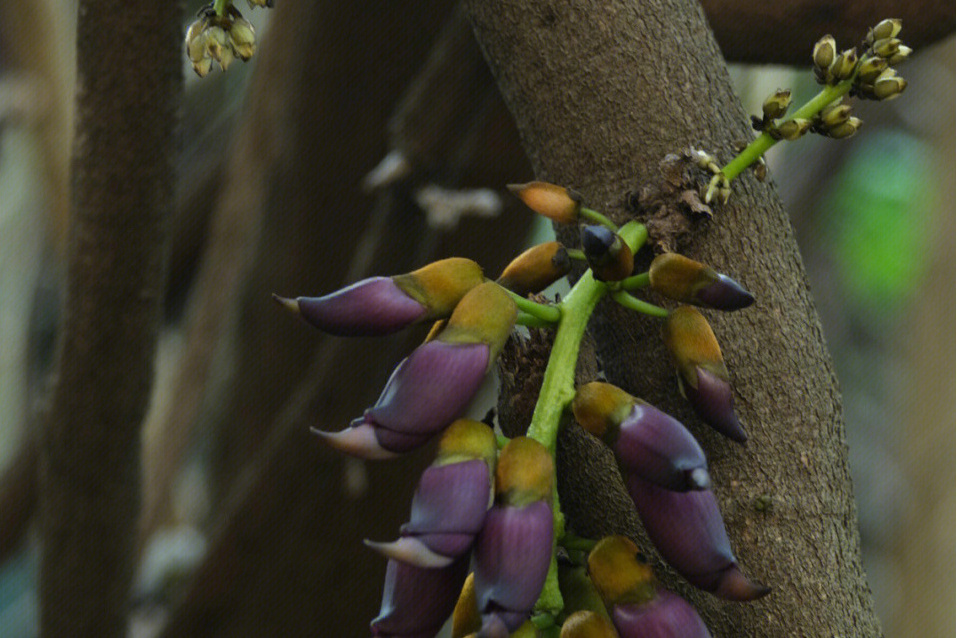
(186, 5), (258, 77)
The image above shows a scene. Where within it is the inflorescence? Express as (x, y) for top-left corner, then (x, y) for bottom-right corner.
(268, 18), (910, 638)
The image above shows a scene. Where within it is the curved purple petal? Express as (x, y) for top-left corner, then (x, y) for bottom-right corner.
(474, 500), (553, 631)
(295, 277), (427, 336)
(371, 555), (469, 637)
(613, 403), (710, 491)
(685, 367), (747, 443)
(612, 591), (712, 638)
(372, 427), (433, 455)
(311, 424), (400, 460)
(403, 460), (492, 535)
(694, 274), (755, 311)
(363, 341), (489, 436)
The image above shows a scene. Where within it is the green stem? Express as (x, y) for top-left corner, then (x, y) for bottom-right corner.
(579, 207), (619, 232)
(517, 312), (557, 329)
(611, 290), (668, 318)
(213, 0), (230, 16)
(620, 271), (650, 290)
(721, 78), (855, 182)
(565, 248), (586, 261)
(505, 288), (562, 324)
(527, 220), (647, 616)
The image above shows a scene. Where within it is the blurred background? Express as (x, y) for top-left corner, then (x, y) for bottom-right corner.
(0, 2), (952, 636)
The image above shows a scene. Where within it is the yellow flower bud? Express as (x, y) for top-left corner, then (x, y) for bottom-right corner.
(572, 382), (634, 439)
(869, 18), (903, 44)
(393, 257), (485, 318)
(761, 89), (791, 120)
(435, 419), (498, 468)
(587, 536), (656, 608)
(508, 182), (582, 224)
(437, 281), (517, 365)
(497, 241), (571, 296)
(560, 611), (619, 638)
(661, 306), (727, 389)
(827, 116), (863, 139)
(813, 34), (836, 70)
(495, 437), (553, 507)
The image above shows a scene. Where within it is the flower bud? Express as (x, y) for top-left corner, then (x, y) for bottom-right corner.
(497, 242), (572, 296)
(887, 45), (912, 65)
(573, 382), (710, 492)
(871, 37), (901, 59)
(662, 307), (746, 442)
(761, 89), (791, 120)
(371, 554), (470, 638)
(626, 476), (770, 601)
(611, 590), (712, 638)
(856, 56), (889, 83)
(826, 116), (863, 139)
(819, 104), (852, 128)
(812, 35), (836, 70)
(872, 73), (907, 100)
(316, 284), (515, 458)
(649, 253), (754, 310)
(560, 611), (619, 638)
(508, 182), (582, 224)
(868, 19), (903, 45)
(277, 257), (483, 337)
(365, 420), (496, 568)
(229, 17), (256, 60)
(828, 48), (858, 82)
(474, 438), (554, 632)
(774, 118), (812, 141)
(581, 225), (634, 282)
(586, 536), (656, 608)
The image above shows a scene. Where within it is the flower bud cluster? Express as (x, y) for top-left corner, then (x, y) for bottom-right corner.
(185, 4), (258, 77)
(812, 19), (909, 103)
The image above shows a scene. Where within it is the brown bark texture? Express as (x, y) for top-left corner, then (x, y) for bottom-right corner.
(464, 0), (881, 636)
(36, 0), (179, 635)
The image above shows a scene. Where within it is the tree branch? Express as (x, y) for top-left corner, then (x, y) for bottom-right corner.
(464, 0), (881, 634)
(702, 0), (954, 65)
(37, 0), (179, 635)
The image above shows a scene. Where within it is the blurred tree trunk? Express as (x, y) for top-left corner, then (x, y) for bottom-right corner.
(37, 0), (179, 635)
(464, 0), (881, 635)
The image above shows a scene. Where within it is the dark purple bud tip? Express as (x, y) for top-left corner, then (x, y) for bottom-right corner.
(612, 590), (712, 638)
(581, 225), (619, 263)
(614, 403), (710, 492)
(695, 274), (755, 311)
(289, 276), (427, 337)
(686, 367), (747, 443)
(712, 564), (772, 602)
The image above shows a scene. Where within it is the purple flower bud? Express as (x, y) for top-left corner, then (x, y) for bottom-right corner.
(367, 459), (492, 568)
(581, 225), (634, 282)
(693, 273), (754, 310)
(626, 476), (770, 601)
(371, 555), (469, 638)
(474, 500), (553, 632)
(315, 341), (489, 458)
(611, 590), (712, 638)
(278, 277), (427, 337)
(683, 367), (746, 443)
(613, 402), (710, 492)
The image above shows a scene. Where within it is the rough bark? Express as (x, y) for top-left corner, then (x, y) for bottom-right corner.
(36, 0), (179, 636)
(464, 1), (880, 635)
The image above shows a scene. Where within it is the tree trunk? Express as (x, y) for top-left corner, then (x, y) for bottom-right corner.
(463, 1), (881, 635)
(37, 0), (179, 635)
